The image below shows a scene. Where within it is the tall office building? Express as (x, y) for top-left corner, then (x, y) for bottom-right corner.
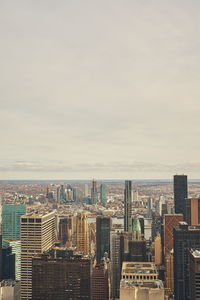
(124, 180), (132, 232)
(110, 231), (124, 299)
(91, 262), (109, 300)
(32, 249), (91, 300)
(58, 216), (73, 246)
(3, 240), (21, 280)
(21, 211), (56, 300)
(100, 183), (107, 204)
(154, 234), (162, 265)
(91, 180), (98, 204)
(189, 249), (200, 300)
(165, 251), (174, 294)
(164, 214), (183, 255)
(173, 222), (200, 300)
(2, 204), (26, 240)
(76, 212), (89, 254)
(147, 197), (152, 218)
(186, 198), (200, 225)
(174, 175), (188, 219)
(96, 216), (111, 264)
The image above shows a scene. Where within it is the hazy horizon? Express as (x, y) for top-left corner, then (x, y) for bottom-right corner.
(1, 0), (200, 179)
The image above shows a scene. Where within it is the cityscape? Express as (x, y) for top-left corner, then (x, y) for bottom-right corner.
(1, 0), (200, 299)
(0, 176), (199, 299)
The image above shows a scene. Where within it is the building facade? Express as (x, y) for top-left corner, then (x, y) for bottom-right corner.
(32, 249), (91, 300)
(124, 180), (132, 232)
(174, 175), (188, 219)
(21, 211), (56, 300)
(96, 216), (111, 264)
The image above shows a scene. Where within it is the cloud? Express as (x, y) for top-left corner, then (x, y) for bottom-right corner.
(0, 161), (199, 174)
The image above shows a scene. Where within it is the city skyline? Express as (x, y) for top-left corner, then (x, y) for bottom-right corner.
(1, 0), (200, 179)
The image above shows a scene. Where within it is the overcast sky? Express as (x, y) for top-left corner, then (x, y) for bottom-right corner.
(1, 0), (200, 179)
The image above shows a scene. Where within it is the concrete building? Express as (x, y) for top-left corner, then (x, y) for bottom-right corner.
(120, 262), (163, 300)
(121, 262), (158, 282)
(110, 231), (124, 299)
(20, 211), (56, 300)
(32, 249), (91, 300)
(189, 249), (200, 300)
(0, 280), (20, 300)
(120, 279), (164, 300)
(91, 261), (109, 300)
(164, 214), (183, 255)
(186, 198), (200, 225)
(174, 222), (200, 300)
(154, 234), (162, 266)
(76, 212), (89, 254)
(124, 181), (132, 232)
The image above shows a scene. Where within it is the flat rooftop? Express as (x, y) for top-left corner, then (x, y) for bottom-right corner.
(122, 262), (157, 275)
(120, 279), (164, 289)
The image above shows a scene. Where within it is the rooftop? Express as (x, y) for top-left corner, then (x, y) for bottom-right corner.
(120, 279), (164, 289)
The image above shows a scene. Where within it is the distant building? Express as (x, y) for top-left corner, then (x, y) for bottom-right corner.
(32, 249), (91, 300)
(100, 184), (107, 204)
(174, 222), (200, 300)
(21, 211), (56, 300)
(96, 216), (111, 264)
(186, 198), (200, 225)
(124, 181), (132, 232)
(2, 204), (26, 240)
(151, 212), (162, 241)
(146, 197), (152, 218)
(91, 180), (98, 204)
(189, 249), (200, 300)
(174, 175), (188, 219)
(76, 212), (89, 254)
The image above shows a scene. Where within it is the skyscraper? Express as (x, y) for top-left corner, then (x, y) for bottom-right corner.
(91, 262), (109, 300)
(164, 214), (183, 255)
(186, 198), (200, 225)
(76, 212), (89, 255)
(124, 180), (132, 232)
(91, 179), (98, 204)
(100, 183), (107, 204)
(2, 204), (26, 240)
(32, 249), (91, 300)
(189, 249), (200, 300)
(174, 175), (188, 219)
(173, 222), (200, 300)
(21, 211), (56, 300)
(110, 231), (124, 299)
(3, 240), (21, 280)
(96, 216), (111, 264)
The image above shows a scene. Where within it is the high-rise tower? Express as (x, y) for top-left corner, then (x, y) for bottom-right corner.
(124, 180), (132, 232)
(76, 212), (89, 255)
(91, 180), (98, 204)
(174, 175), (188, 219)
(100, 184), (107, 204)
(173, 222), (200, 300)
(96, 216), (111, 264)
(21, 211), (56, 300)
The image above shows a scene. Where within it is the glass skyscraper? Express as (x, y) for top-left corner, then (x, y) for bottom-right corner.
(2, 204), (26, 240)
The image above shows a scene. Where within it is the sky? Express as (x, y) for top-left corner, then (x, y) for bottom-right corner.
(1, 0), (200, 180)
